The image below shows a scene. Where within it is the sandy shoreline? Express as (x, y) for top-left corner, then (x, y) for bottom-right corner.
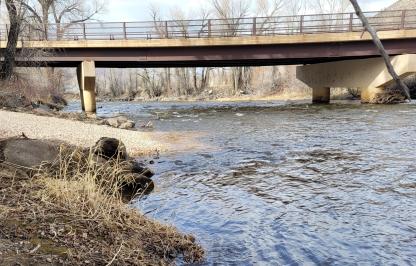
(0, 110), (206, 156)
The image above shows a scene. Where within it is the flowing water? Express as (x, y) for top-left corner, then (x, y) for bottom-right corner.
(68, 100), (416, 265)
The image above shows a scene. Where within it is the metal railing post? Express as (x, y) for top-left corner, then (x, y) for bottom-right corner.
(299, 15), (304, 33)
(252, 17), (257, 36)
(349, 13), (354, 32)
(208, 19), (212, 38)
(401, 10), (407, 29)
(83, 23), (86, 40)
(165, 21), (169, 38)
(123, 22), (127, 39)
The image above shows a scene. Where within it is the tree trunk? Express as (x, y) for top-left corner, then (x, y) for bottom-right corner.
(192, 67), (198, 93)
(0, 0), (20, 80)
(164, 68), (171, 95)
(349, 0), (411, 101)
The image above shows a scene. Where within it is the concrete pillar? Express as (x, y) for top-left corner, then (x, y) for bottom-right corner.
(296, 54), (416, 104)
(312, 87), (330, 104)
(77, 60), (96, 113)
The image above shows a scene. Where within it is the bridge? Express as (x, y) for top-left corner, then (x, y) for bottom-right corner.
(1, 9), (416, 112)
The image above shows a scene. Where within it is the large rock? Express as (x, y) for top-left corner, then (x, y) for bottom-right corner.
(119, 121), (135, 129)
(106, 117), (121, 128)
(0, 137), (155, 196)
(122, 174), (154, 197)
(124, 160), (154, 179)
(32, 104), (55, 116)
(49, 94), (68, 107)
(93, 137), (128, 160)
(0, 138), (61, 168)
(104, 116), (135, 129)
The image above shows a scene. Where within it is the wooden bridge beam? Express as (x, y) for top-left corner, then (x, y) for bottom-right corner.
(76, 60), (96, 113)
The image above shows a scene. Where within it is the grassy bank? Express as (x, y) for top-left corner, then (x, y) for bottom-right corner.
(0, 145), (204, 265)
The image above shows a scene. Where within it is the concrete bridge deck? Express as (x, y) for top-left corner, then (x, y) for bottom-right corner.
(2, 29), (416, 67)
(1, 9), (416, 67)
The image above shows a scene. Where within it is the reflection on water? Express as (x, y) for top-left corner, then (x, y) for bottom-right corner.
(68, 100), (416, 265)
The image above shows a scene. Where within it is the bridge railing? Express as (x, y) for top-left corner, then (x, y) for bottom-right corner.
(1, 9), (416, 42)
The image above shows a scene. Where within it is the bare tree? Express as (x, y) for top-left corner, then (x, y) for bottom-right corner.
(22, 0), (103, 40)
(211, 0), (251, 94)
(212, 0), (250, 37)
(255, 0), (284, 34)
(0, 0), (25, 80)
(107, 69), (123, 97)
(138, 68), (162, 98)
(350, 0), (411, 101)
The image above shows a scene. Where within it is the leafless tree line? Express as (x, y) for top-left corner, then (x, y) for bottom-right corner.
(3, 0), (405, 102)
(96, 0), (354, 100)
(0, 0), (103, 103)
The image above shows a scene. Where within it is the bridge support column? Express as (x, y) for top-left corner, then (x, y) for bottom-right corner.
(296, 54), (416, 104)
(77, 60), (96, 113)
(312, 87), (330, 104)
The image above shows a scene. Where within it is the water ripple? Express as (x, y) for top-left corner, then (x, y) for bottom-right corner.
(67, 101), (416, 265)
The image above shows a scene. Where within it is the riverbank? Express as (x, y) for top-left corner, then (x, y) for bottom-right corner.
(0, 110), (206, 156)
(0, 137), (204, 265)
(65, 90), (313, 103)
(0, 108), (208, 265)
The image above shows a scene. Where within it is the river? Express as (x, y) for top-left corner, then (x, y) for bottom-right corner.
(68, 100), (416, 265)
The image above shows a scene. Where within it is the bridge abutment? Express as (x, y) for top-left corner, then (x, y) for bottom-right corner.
(76, 61), (96, 113)
(296, 54), (416, 104)
(360, 87), (385, 103)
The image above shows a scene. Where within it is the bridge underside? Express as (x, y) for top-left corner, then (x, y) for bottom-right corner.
(2, 29), (416, 113)
(297, 53), (416, 103)
(6, 38), (416, 68)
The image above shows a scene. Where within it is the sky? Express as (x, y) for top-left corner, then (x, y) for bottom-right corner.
(98, 0), (397, 22)
(0, 0), (397, 23)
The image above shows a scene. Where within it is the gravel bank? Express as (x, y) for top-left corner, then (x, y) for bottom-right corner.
(0, 110), (201, 155)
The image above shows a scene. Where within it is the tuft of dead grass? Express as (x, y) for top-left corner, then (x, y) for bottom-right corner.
(0, 147), (204, 265)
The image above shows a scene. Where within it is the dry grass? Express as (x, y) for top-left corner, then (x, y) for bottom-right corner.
(0, 147), (204, 265)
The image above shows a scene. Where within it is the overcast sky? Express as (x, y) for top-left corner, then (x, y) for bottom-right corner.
(0, 0), (398, 24)
(98, 0), (396, 21)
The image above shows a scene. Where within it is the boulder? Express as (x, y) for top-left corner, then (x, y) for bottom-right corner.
(122, 174), (154, 197)
(124, 160), (154, 179)
(115, 116), (129, 123)
(119, 121), (135, 129)
(93, 137), (128, 160)
(0, 137), (155, 196)
(33, 105), (54, 116)
(49, 94), (68, 106)
(106, 117), (121, 128)
(0, 138), (61, 168)
(104, 116), (135, 129)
